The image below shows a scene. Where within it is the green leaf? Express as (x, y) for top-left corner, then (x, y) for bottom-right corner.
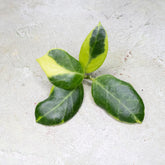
(37, 49), (84, 89)
(92, 75), (145, 124)
(35, 84), (84, 126)
(79, 22), (108, 73)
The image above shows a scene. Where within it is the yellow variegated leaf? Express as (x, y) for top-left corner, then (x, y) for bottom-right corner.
(37, 49), (84, 89)
(79, 22), (108, 73)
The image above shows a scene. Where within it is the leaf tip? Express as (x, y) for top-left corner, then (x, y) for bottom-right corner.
(98, 21), (102, 26)
(136, 119), (142, 124)
(36, 116), (42, 123)
(36, 56), (43, 65)
(36, 58), (39, 63)
(135, 114), (144, 124)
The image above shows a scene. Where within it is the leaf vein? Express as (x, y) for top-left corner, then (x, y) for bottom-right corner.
(36, 89), (76, 122)
(94, 80), (141, 123)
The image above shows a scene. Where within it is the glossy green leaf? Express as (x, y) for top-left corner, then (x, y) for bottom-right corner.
(35, 84), (84, 126)
(92, 75), (145, 124)
(79, 22), (108, 73)
(37, 49), (84, 89)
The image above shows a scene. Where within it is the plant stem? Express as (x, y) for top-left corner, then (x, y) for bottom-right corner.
(84, 75), (95, 81)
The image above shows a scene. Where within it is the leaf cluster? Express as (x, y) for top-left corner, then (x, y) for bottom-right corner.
(35, 23), (145, 126)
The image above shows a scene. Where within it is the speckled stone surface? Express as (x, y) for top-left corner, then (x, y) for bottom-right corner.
(0, 0), (165, 164)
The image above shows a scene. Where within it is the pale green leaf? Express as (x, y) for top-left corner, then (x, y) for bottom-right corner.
(79, 22), (108, 73)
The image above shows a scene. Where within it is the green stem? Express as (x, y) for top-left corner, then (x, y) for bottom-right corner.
(84, 75), (95, 81)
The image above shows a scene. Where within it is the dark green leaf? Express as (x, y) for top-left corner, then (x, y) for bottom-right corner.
(35, 84), (84, 126)
(92, 75), (145, 124)
(37, 49), (84, 89)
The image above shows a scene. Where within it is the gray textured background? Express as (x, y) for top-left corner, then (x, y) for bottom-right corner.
(0, 0), (165, 164)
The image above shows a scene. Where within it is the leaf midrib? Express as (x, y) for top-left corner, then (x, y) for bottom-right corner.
(36, 88), (76, 122)
(94, 80), (141, 123)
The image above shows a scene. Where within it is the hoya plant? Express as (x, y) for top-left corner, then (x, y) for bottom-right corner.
(35, 22), (145, 126)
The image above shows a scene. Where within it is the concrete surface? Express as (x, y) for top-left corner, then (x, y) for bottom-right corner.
(0, 0), (165, 164)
